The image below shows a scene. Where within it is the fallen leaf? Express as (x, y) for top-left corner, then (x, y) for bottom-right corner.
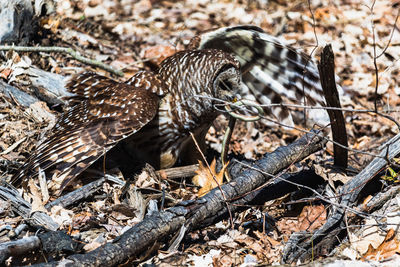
(298, 204), (327, 232)
(363, 229), (400, 261)
(40, 16), (61, 33)
(0, 68), (11, 80)
(192, 158), (229, 197)
(28, 179), (47, 213)
(144, 45), (178, 66)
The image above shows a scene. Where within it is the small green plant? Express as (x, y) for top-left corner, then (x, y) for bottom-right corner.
(382, 159), (400, 182)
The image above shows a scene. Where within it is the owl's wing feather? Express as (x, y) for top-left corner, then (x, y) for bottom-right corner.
(194, 25), (332, 126)
(12, 73), (161, 191)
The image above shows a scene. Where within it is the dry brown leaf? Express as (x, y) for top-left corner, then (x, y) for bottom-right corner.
(0, 68), (11, 80)
(192, 158), (228, 197)
(144, 45), (178, 66)
(314, 165), (351, 187)
(276, 218), (298, 241)
(136, 167), (158, 188)
(71, 212), (93, 229)
(253, 230), (280, 247)
(298, 204), (327, 232)
(362, 229), (400, 261)
(212, 254), (233, 267)
(28, 179), (47, 213)
(40, 16), (61, 33)
(236, 235), (265, 254)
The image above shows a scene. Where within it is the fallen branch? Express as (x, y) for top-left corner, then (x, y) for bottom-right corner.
(0, 231), (79, 263)
(0, 236), (41, 263)
(317, 44), (348, 168)
(45, 165), (198, 210)
(201, 169), (325, 227)
(0, 183), (59, 231)
(282, 133), (400, 263)
(0, 45), (123, 77)
(186, 130), (326, 230)
(32, 130), (325, 266)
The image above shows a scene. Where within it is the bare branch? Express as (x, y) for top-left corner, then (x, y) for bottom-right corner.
(0, 45), (124, 77)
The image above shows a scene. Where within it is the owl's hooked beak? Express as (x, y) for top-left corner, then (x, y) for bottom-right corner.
(213, 66), (243, 102)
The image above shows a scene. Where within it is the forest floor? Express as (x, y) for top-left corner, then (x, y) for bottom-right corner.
(1, 0), (400, 266)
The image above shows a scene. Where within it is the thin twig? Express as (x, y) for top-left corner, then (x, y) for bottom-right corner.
(196, 95), (393, 160)
(189, 132), (234, 228)
(0, 137), (26, 156)
(365, 2), (400, 128)
(377, 8), (400, 58)
(0, 45), (124, 77)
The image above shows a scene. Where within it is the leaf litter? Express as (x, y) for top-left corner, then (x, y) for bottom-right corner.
(1, 0), (400, 265)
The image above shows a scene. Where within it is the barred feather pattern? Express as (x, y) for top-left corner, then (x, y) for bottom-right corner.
(11, 49), (241, 190)
(121, 49), (241, 169)
(192, 25), (334, 126)
(11, 71), (166, 190)
(12, 25), (336, 191)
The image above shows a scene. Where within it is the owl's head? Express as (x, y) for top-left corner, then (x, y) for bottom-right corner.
(159, 49), (242, 107)
(212, 63), (242, 102)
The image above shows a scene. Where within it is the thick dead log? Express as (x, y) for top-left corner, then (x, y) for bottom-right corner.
(201, 169), (325, 227)
(0, 231), (78, 264)
(0, 0), (55, 44)
(185, 130), (326, 230)
(31, 130), (325, 266)
(0, 67), (66, 125)
(282, 133), (400, 263)
(0, 80), (38, 107)
(317, 44), (348, 168)
(34, 208), (187, 267)
(0, 236), (41, 263)
(27, 67), (69, 106)
(0, 0), (34, 44)
(0, 67), (68, 107)
(0, 183), (59, 231)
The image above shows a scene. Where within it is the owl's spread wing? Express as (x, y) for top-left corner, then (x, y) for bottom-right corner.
(12, 72), (161, 191)
(193, 25), (333, 126)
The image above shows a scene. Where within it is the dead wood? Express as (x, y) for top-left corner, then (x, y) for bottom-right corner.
(0, 236), (41, 263)
(0, 0), (54, 44)
(44, 165), (198, 210)
(0, 66), (68, 107)
(361, 183), (400, 213)
(158, 164), (199, 179)
(185, 130), (326, 230)
(0, 80), (38, 107)
(35, 208), (188, 267)
(0, 0), (35, 44)
(317, 44), (348, 168)
(0, 46), (123, 76)
(282, 133), (400, 263)
(29, 130), (325, 266)
(0, 183), (59, 231)
(201, 169), (325, 226)
(0, 231), (78, 264)
(26, 67), (69, 106)
(44, 177), (107, 210)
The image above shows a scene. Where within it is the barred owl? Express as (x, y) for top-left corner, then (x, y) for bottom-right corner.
(11, 25), (328, 192)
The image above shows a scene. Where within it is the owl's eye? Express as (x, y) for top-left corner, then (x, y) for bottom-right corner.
(219, 80), (232, 92)
(214, 65), (239, 94)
